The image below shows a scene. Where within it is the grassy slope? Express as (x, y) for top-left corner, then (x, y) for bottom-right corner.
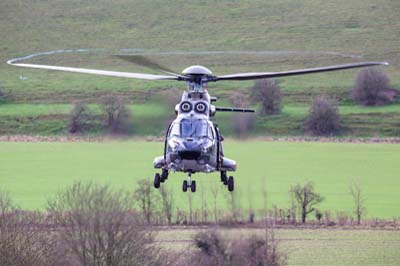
(156, 228), (400, 266)
(0, 140), (399, 218)
(0, 0), (400, 136)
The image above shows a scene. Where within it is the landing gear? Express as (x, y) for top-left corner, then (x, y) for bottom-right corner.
(154, 173), (161, 188)
(182, 173), (196, 193)
(154, 169), (169, 188)
(220, 171), (228, 185)
(161, 168), (169, 182)
(191, 180), (196, 192)
(182, 180), (188, 192)
(227, 176), (234, 192)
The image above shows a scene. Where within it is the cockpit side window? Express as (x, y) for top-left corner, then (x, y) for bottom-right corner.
(170, 123), (180, 137)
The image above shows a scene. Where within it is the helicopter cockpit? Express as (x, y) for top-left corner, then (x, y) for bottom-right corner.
(166, 118), (216, 161)
(169, 119), (214, 140)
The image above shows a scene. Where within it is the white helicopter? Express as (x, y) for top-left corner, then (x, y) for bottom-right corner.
(7, 54), (388, 192)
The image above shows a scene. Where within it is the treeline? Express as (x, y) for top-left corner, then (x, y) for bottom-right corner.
(0, 183), (286, 266)
(232, 67), (397, 137)
(133, 179), (398, 228)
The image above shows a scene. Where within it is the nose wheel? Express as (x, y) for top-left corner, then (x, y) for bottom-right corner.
(182, 173), (196, 192)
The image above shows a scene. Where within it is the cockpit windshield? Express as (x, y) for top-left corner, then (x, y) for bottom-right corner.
(170, 119), (212, 138)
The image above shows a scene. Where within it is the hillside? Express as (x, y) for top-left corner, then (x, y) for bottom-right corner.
(0, 0), (399, 137)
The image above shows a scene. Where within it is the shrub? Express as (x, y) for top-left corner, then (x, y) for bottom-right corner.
(184, 230), (286, 266)
(68, 101), (95, 134)
(352, 68), (396, 106)
(251, 79), (282, 115)
(101, 95), (131, 134)
(304, 97), (341, 136)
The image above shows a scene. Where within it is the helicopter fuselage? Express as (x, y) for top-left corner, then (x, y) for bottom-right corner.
(153, 89), (237, 174)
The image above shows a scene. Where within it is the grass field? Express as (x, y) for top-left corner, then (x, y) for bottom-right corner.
(0, 140), (399, 218)
(0, 0), (400, 137)
(156, 227), (400, 266)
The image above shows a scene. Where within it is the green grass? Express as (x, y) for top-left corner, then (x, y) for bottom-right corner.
(0, 0), (400, 137)
(0, 140), (399, 218)
(156, 228), (400, 266)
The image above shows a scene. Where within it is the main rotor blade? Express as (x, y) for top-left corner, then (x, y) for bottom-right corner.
(7, 60), (180, 81)
(215, 62), (389, 81)
(114, 54), (183, 77)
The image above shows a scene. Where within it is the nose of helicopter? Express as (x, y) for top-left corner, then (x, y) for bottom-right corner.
(177, 140), (201, 160)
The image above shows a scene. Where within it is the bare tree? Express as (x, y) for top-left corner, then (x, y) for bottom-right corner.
(251, 79), (282, 115)
(199, 187), (205, 223)
(225, 190), (241, 223)
(68, 101), (95, 134)
(159, 186), (174, 225)
(187, 193), (194, 224)
(290, 182), (324, 223)
(352, 68), (396, 106)
(349, 180), (366, 225)
(101, 95), (131, 134)
(0, 82), (6, 103)
(134, 179), (160, 225)
(47, 181), (166, 266)
(0, 190), (55, 266)
(210, 184), (220, 223)
(304, 96), (341, 136)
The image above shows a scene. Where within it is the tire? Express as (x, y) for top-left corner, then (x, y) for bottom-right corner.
(182, 180), (188, 192)
(191, 180), (196, 192)
(154, 173), (161, 189)
(228, 176), (234, 192)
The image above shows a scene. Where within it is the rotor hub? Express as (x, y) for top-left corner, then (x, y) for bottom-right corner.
(182, 65), (212, 76)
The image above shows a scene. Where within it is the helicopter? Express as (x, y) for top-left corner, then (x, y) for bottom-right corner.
(7, 55), (388, 192)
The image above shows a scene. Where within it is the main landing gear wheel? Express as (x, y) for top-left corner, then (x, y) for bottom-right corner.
(227, 176), (234, 192)
(154, 173), (161, 189)
(191, 180), (196, 192)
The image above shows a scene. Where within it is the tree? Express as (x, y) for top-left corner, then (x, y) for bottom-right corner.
(349, 180), (366, 225)
(251, 79), (282, 115)
(134, 179), (160, 224)
(68, 101), (95, 134)
(290, 182), (324, 223)
(304, 96), (341, 136)
(101, 95), (131, 134)
(47, 182), (165, 266)
(0, 82), (6, 103)
(159, 186), (174, 225)
(230, 92), (255, 138)
(352, 68), (396, 106)
(1, 190), (55, 266)
(210, 183), (220, 223)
